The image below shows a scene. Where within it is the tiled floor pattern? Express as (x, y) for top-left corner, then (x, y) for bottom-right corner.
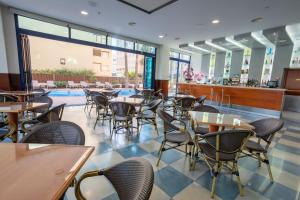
(58, 106), (300, 200)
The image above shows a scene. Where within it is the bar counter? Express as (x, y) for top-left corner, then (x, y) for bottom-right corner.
(178, 83), (286, 111)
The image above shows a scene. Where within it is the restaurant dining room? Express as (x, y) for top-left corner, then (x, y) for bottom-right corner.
(1, 0), (300, 200)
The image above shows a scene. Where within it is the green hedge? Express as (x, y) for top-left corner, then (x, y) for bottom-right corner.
(32, 68), (96, 81)
(54, 81), (67, 88)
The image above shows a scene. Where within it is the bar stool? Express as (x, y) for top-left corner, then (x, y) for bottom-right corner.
(220, 88), (231, 111)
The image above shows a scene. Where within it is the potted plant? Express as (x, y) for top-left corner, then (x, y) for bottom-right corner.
(183, 67), (194, 82)
(194, 71), (205, 83)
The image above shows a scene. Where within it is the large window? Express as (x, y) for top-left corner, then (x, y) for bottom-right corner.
(17, 15), (156, 55)
(18, 16), (69, 37)
(107, 36), (134, 50)
(71, 29), (106, 44)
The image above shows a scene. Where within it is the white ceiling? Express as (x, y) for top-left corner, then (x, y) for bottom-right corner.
(1, 0), (300, 49)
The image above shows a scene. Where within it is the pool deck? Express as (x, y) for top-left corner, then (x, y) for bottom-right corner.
(48, 88), (136, 107)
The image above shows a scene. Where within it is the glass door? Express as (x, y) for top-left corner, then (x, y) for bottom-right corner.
(168, 60), (178, 95)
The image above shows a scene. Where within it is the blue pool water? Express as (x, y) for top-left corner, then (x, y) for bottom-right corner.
(49, 89), (135, 97)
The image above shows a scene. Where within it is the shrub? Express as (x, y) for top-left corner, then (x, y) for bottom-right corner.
(32, 68), (96, 81)
(54, 81), (67, 88)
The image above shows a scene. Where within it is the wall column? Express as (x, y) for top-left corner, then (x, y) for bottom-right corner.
(155, 45), (170, 95)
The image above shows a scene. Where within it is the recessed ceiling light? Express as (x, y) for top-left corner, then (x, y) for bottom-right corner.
(251, 17), (263, 23)
(81, 11), (88, 15)
(128, 22), (136, 26)
(211, 19), (220, 24)
(158, 34), (165, 38)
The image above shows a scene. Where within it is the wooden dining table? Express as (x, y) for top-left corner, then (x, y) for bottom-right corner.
(0, 102), (49, 142)
(189, 111), (255, 132)
(0, 143), (94, 200)
(109, 96), (145, 106)
(0, 91), (42, 102)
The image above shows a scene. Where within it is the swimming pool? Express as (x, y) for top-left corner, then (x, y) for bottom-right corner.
(49, 89), (135, 97)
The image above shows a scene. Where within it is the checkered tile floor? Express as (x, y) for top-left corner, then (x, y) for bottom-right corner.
(61, 106), (300, 200)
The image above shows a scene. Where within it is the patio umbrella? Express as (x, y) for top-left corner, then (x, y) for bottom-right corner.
(20, 34), (32, 92)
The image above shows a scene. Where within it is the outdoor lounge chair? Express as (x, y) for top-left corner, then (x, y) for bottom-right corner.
(68, 81), (80, 88)
(105, 82), (113, 89)
(32, 80), (41, 89)
(46, 81), (57, 89)
(80, 81), (89, 88)
(96, 81), (105, 88)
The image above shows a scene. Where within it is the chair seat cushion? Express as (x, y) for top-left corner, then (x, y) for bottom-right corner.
(194, 126), (209, 135)
(198, 143), (236, 161)
(166, 131), (192, 144)
(115, 115), (133, 121)
(244, 140), (266, 153)
(0, 128), (9, 139)
(136, 113), (155, 120)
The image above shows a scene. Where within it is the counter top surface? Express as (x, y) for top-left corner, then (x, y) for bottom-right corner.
(179, 83), (286, 92)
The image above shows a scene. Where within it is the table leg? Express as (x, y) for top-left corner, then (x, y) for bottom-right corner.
(7, 112), (19, 143)
(209, 125), (219, 132)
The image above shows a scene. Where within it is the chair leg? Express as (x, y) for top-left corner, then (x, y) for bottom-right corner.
(263, 153), (274, 182)
(257, 153), (261, 167)
(156, 141), (165, 166)
(211, 164), (219, 199)
(93, 116), (98, 129)
(233, 162), (244, 196)
(153, 119), (159, 136)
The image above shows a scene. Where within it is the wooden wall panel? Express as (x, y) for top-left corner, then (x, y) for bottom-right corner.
(178, 83), (285, 111)
(155, 80), (168, 96)
(0, 73), (20, 91)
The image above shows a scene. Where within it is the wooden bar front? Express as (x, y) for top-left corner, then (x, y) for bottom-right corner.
(178, 83), (286, 111)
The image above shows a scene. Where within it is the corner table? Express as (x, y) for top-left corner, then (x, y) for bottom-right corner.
(0, 102), (48, 142)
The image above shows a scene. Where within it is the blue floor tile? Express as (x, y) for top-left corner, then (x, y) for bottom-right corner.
(154, 166), (193, 197)
(117, 144), (148, 158)
(274, 143), (300, 155)
(102, 193), (119, 200)
(246, 173), (297, 200)
(238, 157), (260, 172)
(196, 170), (240, 200)
(94, 142), (112, 155)
(281, 134), (300, 143)
(151, 149), (184, 164)
(268, 155), (300, 176)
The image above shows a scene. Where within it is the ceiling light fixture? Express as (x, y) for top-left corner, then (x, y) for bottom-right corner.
(251, 17), (263, 23)
(188, 44), (211, 53)
(128, 22), (136, 26)
(158, 34), (165, 39)
(81, 11), (88, 16)
(212, 19), (220, 24)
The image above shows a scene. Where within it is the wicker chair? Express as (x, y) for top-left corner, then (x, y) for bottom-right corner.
(137, 99), (162, 135)
(156, 109), (193, 166)
(142, 89), (154, 103)
(28, 95), (53, 114)
(134, 88), (141, 94)
(0, 94), (17, 141)
(109, 102), (136, 140)
(21, 121), (85, 145)
(21, 103), (65, 134)
(83, 88), (92, 111)
(0, 94), (18, 102)
(129, 94), (144, 99)
(88, 91), (106, 114)
(195, 129), (253, 198)
(241, 118), (284, 182)
(174, 97), (196, 119)
(93, 95), (111, 129)
(75, 158), (154, 200)
(192, 105), (220, 135)
(194, 95), (206, 107)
